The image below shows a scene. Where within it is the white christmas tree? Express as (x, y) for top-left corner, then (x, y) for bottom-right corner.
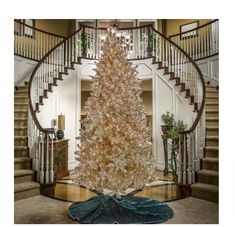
(72, 29), (154, 195)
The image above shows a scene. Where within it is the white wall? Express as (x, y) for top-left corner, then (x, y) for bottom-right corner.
(36, 58), (195, 171)
(37, 69), (80, 170)
(153, 68), (194, 170)
(14, 55), (38, 86)
(196, 54), (219, 86)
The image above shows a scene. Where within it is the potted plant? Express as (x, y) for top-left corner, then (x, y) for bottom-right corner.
(161, 111), (175, 134)
(147, 33), (158, 57)
(168, 120), (188, 139)
(76, 31), (94, 58)
(168, 120), (187, 182)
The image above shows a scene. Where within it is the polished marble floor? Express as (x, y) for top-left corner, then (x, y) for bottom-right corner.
(14, 171), (218, 224)
(43, 171), (189, 202)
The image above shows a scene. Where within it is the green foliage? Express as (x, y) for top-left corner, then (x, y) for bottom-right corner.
(148, 33), (159, 56)
(76, 32), (94, 56)
(168, 120), (188, 139)
(81, 32), (87, 56)
(161, 111), (175, 127)
(161, 111), (187, 138)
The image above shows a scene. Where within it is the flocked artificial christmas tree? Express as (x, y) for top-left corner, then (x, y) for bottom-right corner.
(69, 28), (173, 224)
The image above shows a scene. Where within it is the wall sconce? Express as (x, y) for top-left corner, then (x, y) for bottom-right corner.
(57, 113), (65, 140)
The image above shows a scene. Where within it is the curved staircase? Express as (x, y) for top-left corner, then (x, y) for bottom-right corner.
(191, 85), (219, 202)
(14, 84), (40, 201)
(14, 22), (211, 201)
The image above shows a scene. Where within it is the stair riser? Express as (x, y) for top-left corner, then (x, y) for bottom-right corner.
(14, 112), (28, 118)
(206, 93), (219, 98)
(14, 128), (27, 136)
(206, 86), (218, 92)
(14, 105), (28, 111)
(205, 97), (219, 102)
(206, 130), (218, 136)
(206, 89), (219, 95)
(14, 150), (28, 157)
(14, 139), (27, 147)
(198, 174), (218, 185)
(205, 149), (218, 158)
(205, 105), (218, 111)
(14, 188), (40, 201)
(14, 120), (28, 127)
(15, 175), (34, 184)
(14, 98), (28, 103)
(191, 188), (218, 203)
(206, 120), (218, 127)
(205, 101), (219, 105)
(14, 90), (28, 96)
(206, 139), (218, 146)
(15, 86), (28, 91)
(206, 112), (218, 118)
(14, 162), (31, 170)
(202, 161), (218, 171)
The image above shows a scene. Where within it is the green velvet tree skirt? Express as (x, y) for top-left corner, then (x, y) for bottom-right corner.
(68, 195), (174, 224)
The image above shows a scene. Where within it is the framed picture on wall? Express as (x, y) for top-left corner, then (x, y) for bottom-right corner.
(180, 21), (199, 39)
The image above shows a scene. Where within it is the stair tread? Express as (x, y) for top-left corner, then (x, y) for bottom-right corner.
(15, 90), (28, 94)
(205, 102), (218, 105)
(15, 126), (27, 129)
(206, 90), (218, 93)
(14, 182), (40, 193)
(203, 157), (219, 163)
(191, 182), (218, 193)
(14, 110), (28, 112)
(14, 102), (28, 105)
(205, 89), (218, 92)
(205, 146), (219, 150)
(206, 85), (217, 88)
(206, 136), (219, 140)
(14, 169), (34, 177)
(206, 117), (219, 120)
(15, 96), (28, 98)
(206, 96), (218, 98)
(206, 109), (219, 113)
(15, 86), (28, 89)
(206, 126), (219, 130)
(15, 117), (28, 119)
(14, 146), (28, 150)
(14, 136), (27, 139)
(198, 169), (218, 177)
(14, 157), (31, 163)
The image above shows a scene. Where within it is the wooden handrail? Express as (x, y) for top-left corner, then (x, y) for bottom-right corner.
(27, 23), (206, 187)
(80, 23), (153, 31)
(29, 24), (205, 135)
(28, 27), (82, 134)
(150, 25), (206, 134)
(14, 19), (66, 39)
(169, 19), (219, 38)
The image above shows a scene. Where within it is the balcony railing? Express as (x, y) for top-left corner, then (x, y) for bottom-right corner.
(14, 19), (65, 61)
(169, 20), (219, 61)
(14, 23), (206, 187)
